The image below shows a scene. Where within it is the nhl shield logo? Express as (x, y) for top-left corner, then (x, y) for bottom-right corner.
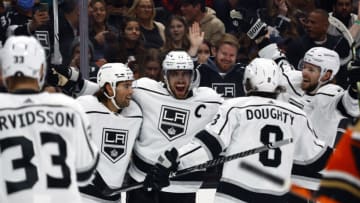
(101, 128), (128, 163)
(158, 105), (189, 141)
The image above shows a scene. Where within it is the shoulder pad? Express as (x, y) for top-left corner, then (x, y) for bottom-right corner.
(317, 84), (344, 95)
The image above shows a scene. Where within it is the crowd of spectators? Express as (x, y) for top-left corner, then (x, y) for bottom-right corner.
(0, 1), (360, 203)
(0, 0), (358, 92)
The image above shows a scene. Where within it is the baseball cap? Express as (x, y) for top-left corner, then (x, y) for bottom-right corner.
(17, 0), (35, 11)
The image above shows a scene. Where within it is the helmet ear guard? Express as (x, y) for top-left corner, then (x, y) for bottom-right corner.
(243, 58), (281, 94)
(1, 36), (47, 89)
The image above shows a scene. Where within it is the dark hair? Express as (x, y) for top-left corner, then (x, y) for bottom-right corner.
(180, 0), (206, 12)
(199, 39), (212, 54)
(332, 0), (352, 6)
(162, 15), (190, 53)
(90, 0), (106, 7)
(136, 48), (162, 78)
(310, 8), (330, 19)
(60, 0), (78, 14)
(104, 16), (145, 63)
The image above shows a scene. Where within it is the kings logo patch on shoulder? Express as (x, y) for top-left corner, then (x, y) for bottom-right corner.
(101, 128), (128, 163)
(158, 105), (189, 141)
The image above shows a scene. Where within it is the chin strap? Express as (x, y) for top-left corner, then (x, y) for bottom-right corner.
(103, 91), (121, 110)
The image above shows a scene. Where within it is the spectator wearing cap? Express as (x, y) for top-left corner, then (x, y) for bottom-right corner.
(1, 0), (49, 41)
(179, 0), (225, 46)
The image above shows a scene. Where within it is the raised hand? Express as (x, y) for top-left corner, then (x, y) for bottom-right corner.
(188, 22), (205, 57)
(29, 10), (49, 32)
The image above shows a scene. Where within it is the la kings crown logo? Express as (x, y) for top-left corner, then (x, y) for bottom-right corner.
(102, 128), (128, 163)
(158, 105), (189, 141)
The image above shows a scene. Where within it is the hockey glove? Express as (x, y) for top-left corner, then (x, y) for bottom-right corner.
(143, 148), (179, 191)
(48, 65), (83, 94)
(230, 8), (268, 40)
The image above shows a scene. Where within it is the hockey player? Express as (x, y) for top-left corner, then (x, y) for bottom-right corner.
(258, 45), (360, 191)
(0, 36), (99, 203)
(49, 50), (223, 202)
(153, 58), (332, 203)
(231, 9), (359, 191)
(126, 50), (223, 203)
(76, 63), (143, 202)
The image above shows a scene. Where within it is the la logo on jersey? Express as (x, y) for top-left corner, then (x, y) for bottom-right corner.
(158, 105), (189, 141)
(212, 83), (235, 97)
(102, 128), (128, 163)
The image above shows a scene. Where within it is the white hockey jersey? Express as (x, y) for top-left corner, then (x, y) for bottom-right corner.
(280, 71), (359, 146)
(0, 92), (99, 203)
(259, 42), (360, 190)
(178, 96), (330, 203)
(280, 74), (359, 189)
(76, 95), (142, 202)
(128, 78), (223, 193)
(260, 43), (360, 148)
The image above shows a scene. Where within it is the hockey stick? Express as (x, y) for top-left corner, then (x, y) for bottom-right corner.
(51, 0), (62, 65)
(328, 15), (354, 47)
(240, 161), (314, 202)
(350, 39), (360, 110)
(103, 138), (293, 195)
(328, 15), (354, 65)
(329, 16), (360, 106)
(240, 161), (286, 186)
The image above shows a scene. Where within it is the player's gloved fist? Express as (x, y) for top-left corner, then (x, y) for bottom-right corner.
(230, 8), (267, 40)
(52, 65), (81, 83)
(143, 164), (171, 191)
(348, 60), (360, 89)
(47, 65), (83, 95)
(143, 148), (179, 191)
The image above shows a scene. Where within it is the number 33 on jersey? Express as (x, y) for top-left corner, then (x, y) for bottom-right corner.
(0, 93), (99, 203)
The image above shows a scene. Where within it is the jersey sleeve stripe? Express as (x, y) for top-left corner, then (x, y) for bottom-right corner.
(288, 98), (304, 109)
(217, 181), (288, 203)
(77, 113), (96, 157)
(195, 130), (222, 159)
(132, 153), (154, 174)
(179, 146), (202, 159)
(292, 146), (332, 178)
(282, 73), (302, 97)
(336, 95), (356, 118)
(86, 111), (110, 115)
(79, 172), (121, 201)
(77, 153), (99, 183)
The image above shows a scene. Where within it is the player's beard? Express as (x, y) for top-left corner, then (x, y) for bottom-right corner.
(301, 80), (319, 93)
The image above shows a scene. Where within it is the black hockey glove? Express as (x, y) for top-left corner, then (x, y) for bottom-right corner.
(230, 8), (268, 40)
(348, 60), (360, 90)
(143, 148), (179, 191)
(47, 65), (83, 95)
